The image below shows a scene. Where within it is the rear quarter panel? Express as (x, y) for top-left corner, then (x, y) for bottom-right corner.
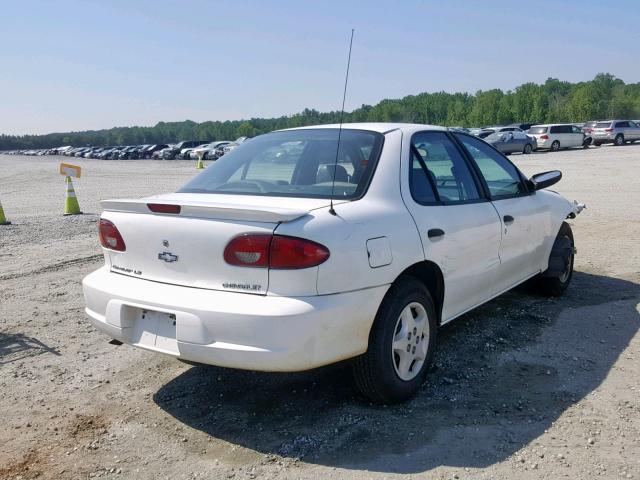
(274, 129), (425, 296)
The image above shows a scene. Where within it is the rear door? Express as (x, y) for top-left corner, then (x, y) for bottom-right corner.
(511, 131), (528, 153)
(454, 134), (550, 293)
(629, 121), (640, 140)
(402, 131), (502, 321)
(570, 125), (585, 147)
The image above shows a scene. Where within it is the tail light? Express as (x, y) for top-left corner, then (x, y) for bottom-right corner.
(605, 128), (613, 132)
(224, 234), (271, 267)
(98, 219), (126, 251)
(540, 134), (549, 140)
(224, 234), (330, 269)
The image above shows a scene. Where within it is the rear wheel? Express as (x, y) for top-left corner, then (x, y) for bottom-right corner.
(353, 276), (437, 404)
(536, 222), (574, 296)
(550, 140), (561, 152)
(615, 134), (624, 146)
(523, 143), (533, 154)
(593, 141), (602, 147)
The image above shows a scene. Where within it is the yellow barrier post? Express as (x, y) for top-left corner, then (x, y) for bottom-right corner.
(196, 151), (205, 170)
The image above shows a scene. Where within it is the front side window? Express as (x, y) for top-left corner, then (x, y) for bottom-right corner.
(455, 134), (526, 199)
(410, 132), (480, 204)
(179, 129), (383, 199)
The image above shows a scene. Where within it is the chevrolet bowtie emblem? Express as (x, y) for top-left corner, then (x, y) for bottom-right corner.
(158, 252), (179, 263)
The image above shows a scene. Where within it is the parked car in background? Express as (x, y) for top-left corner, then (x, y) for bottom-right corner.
(153, 145), (173, 159)
(591, 120), (640, 146)
(219, 137), (250, 156)
(474, 126), (523, 139)
(190, 141), (232, 159)
(162, 141), (208, 159)
(485, 130), (536, 154)
(582, 121), (598, 146)
(142, 144), (169, 159)
(179, 142), (213, 159)
(528, 124), (585, 151)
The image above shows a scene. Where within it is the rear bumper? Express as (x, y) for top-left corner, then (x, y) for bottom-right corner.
(83, 267), (387, 371)
(592, 133), (615, 143)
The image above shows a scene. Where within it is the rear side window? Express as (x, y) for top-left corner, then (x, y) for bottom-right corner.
(410, 132), (480, 204)
(529, 126), (548, 134)
(455, 134), (526, 199)
(615, 121), (629, 128)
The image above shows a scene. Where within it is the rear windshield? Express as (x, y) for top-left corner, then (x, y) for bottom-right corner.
(178, 129), (384, 199)
(584, 121), (597, 128)
(529, 126), (548, 134)
(596, 122), (612, 128)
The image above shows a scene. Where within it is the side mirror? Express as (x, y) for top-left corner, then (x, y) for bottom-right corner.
(530, 170), (562, 190)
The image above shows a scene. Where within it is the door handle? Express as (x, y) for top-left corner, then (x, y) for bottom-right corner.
(427, 228), (445, 239)
(503, 215), (515, 224)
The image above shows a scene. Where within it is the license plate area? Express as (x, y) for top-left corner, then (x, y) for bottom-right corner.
(131, 308), (179, 355)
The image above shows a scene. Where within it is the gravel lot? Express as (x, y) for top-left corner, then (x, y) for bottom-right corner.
(1, 146), (639, 480)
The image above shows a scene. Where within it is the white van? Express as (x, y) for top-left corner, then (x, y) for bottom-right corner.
(528, 124), (585, 151)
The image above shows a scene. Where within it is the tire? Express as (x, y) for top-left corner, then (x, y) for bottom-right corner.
(536, 222), (574, 296)
(593, 141), (602, 147)
(550, 140), (561, 152)
(352, 276), (437, 404)
(523, 143), (533, 154)
(614, 134), (624, 146)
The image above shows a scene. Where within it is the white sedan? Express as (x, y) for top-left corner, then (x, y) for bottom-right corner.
(83, 123), (583, 403)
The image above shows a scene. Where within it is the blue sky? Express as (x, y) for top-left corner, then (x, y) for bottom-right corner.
(1, 0), (639, 135)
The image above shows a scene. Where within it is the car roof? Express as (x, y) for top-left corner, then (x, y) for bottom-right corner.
(279, 122), (448, 134)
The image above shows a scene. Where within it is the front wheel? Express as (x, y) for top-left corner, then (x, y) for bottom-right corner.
(536, 222), (574, 296)
(523, 143), (533, 154)
(352, 276), (437, 404)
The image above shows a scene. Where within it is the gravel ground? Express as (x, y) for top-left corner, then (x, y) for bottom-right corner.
(0, 146), (639, 480)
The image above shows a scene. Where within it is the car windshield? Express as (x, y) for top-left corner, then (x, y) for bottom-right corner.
(529, 126), (548, 134)
(179, 128), (384, 199)
(596, 122), (612, 128)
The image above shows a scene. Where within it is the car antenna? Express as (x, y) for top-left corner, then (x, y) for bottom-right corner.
(329, 28), (355, 216)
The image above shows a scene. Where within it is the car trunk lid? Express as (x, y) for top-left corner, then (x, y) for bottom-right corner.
(100, 193), (334, 294)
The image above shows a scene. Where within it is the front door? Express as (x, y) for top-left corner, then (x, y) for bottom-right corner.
(401, 130), (503, 322)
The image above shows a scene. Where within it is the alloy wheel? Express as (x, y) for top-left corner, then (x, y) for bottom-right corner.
(392, 302), (430, 381)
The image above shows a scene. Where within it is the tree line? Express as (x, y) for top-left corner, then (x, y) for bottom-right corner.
(2, 73), (639, 150)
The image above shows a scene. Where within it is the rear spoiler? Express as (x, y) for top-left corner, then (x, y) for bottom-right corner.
(101, 198), (309, 223)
